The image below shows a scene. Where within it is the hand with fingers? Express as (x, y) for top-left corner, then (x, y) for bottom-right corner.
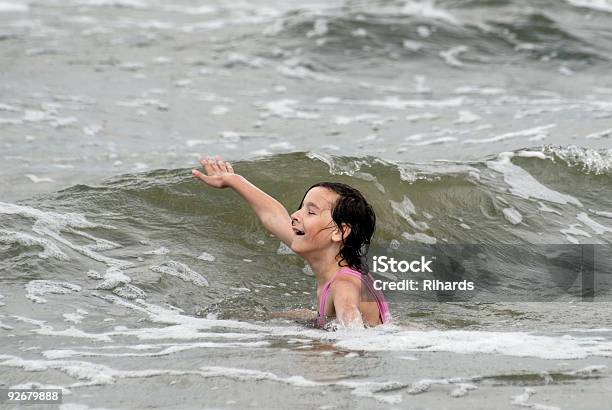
(192, 155), (235, 188)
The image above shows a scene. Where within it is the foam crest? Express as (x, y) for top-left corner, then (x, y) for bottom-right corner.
(0, 229), (68, 260)
(150, 261), (209, 287)
(546, 146), (612, 175)
(0, 202), (131, 269)
(486, 152), (582, 206)
(25, 280), (82, 304)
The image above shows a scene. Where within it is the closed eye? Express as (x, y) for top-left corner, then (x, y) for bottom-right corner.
(308, 211), (316, 215)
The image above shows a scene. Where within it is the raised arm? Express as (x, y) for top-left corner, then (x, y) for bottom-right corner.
(192, 155), (294, 247)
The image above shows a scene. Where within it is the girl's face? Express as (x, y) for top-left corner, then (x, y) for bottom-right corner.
(290, 187), (341, 255)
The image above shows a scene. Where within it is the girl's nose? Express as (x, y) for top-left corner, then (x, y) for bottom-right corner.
(290, 211), (300, 225)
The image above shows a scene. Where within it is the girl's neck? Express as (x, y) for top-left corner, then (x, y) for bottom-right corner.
(308, 254), (348, 288)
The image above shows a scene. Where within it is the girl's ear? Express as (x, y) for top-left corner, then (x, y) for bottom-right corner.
(332, 223), (351, 243)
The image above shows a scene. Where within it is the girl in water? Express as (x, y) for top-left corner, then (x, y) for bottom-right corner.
(192, 155), (389, 328)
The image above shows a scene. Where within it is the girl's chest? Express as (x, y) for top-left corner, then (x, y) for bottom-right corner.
(316, 285), (335, 317)
(316, 283), (381, 326)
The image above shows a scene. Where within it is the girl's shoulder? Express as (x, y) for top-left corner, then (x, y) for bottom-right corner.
(331, 266), (364, 286)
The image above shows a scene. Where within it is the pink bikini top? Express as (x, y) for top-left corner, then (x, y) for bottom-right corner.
(317, 266), (390, 328)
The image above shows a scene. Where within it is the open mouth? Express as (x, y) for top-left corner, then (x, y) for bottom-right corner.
(293, 228), (305, 236)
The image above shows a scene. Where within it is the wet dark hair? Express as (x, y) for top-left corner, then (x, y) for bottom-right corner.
(297, 182), (376, 274)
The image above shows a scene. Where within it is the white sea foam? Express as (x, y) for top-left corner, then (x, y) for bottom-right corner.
(224, 52), (264, 68)
(76, 0), (149, 9)
(0, 354), (179, 387)
(566, 0), (612, 13)
(336, 380), (403, 403)
(589, 209), (612, 219)
(210, 105), (229, 115)
(454, 85), (506, 95)
(402, 39), (424, 51)
(116, 98), (168, 111)
(197, 251), (215, 261)
(323, 96), (467, 110)
(95, 267), (131, 290)
(144, 246), (169, 255)
(63, 309), (88, 324)
(112, 284), (146, 300)
(405, 377), (477, 397)
(333, 329), (612, 359)
(306, 18), (327, 38)
(21, 305), (270, 343)
(0, 202), (130, 269)
(42, 341), (270, 359)
(405, 112), (439, 122)
(185, 139), (212, 147)
(516, 151), (550, 160)
(59, 403), (111, 409)
(450, 382), (478, 397)
(50, 117), (78, 128)
(333, 113), (395, 126)
(257, 99), (320, 119)
(25, 281), (82, 304)
(0, 2), (29, 12)
(585, 129), (612, 139)
(150, 261), (209, 286)
(547, 146), (612, 174)
(25, 174), (54, 183)
(402, 232), (437, 244)
(560, 224), (592, 240)
(0, 229), (68, 259)
(486, 152), (582, 206)
(514, 105), (571, 120)
(576, 212), (612, 235)
(511, 387), (560, 410)
(0, 320), (13, 330)
(401, 1), (460, 25)
(440, 45), (468, 67)
(464, 124), (555, 144)
(502, 207), (523, 225)
(563, 233), (579, 244)
(0, 117), (22, 125)
(276, 60), (339, 83)
(0, 102), (20, 111)
(0, 354), (331, 392)
(23, 284), (612, 365)
(11, 382), (70, 395)
(454, 110), (481, 124)
(32, 325), (114, 342)
(162, 4), (216, 15)
(82, 124), (102, 137)
(411, 136), (458, 146)
(390, 197), (431, 232)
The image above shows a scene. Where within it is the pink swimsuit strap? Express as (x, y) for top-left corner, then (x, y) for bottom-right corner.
(317, 266), (390, 328)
